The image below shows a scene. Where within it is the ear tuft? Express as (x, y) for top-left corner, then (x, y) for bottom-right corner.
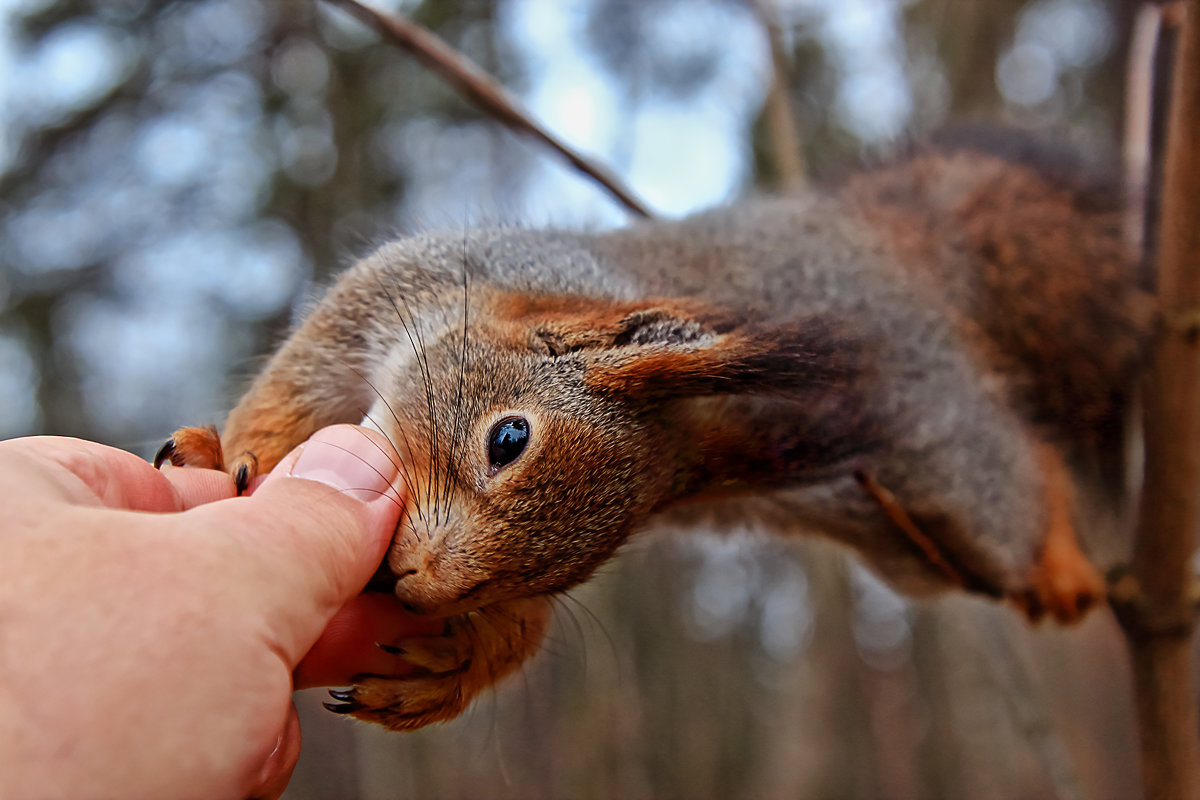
(486, 290), (867, 400)
(519, 298), (722, 356)
(585, 316), (869, 399)
(610, 309), (714, 348)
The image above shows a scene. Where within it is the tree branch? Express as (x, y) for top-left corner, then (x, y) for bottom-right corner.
(319, 0), (656, 219)
(748, 0), (805, 191)
(1117, 3), (1200, 798)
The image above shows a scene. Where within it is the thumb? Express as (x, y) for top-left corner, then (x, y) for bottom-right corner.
(194, 425), (405, 667)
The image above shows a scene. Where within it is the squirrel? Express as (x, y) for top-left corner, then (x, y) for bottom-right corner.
(158, 131), (1154, 731)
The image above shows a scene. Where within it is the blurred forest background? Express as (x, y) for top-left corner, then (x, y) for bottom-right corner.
(0, 0), (1162, 797)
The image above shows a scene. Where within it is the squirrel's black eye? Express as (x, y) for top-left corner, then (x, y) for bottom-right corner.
(487, 417), (529, 471)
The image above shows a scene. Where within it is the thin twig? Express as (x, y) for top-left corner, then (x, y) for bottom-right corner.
(748, 0), (805, 190)
(320, 0), (655, 219)
(1123, 3), (1162, 248)
(853, 470), (966, 589)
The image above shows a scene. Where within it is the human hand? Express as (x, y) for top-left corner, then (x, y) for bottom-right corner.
(0, 425), (435, 800)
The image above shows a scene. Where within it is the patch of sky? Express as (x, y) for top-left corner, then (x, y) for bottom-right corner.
(112, 221), (307, 320)
(813, 0), (914, 141)
(388, 117), (531, 229)
(271, 37), (331, 99)
(158, 0), (266, 70)
(6, 189), (112, 275)
(998, 0), (1113, 109)
(59, 294), (233, 437)
(8, 21), (135, 128)
(504, 0), (767, 221)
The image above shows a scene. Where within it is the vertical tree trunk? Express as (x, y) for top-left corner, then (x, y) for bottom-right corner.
(1120, 4), (1200, 799)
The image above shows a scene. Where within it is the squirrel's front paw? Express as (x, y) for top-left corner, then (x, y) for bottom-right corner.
(154, 425), (258, 494)
(324, 597), (552, 731)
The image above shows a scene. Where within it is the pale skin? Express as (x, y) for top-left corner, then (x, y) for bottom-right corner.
(0, 424), (435, 800)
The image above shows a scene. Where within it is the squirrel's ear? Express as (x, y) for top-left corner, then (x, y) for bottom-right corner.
(582, 313), (863, 398)
(534, 303), (731, 356)
(491, 293), (862, 398)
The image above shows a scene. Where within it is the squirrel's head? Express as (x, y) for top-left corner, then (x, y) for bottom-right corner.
(365, 289), (861, 616)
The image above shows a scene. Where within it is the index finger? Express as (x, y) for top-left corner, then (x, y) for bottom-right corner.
(293, 593), (443, 689)
(0, 436), (200, 511)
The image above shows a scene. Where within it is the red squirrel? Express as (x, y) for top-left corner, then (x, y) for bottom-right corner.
(159, 133), (1153, 730)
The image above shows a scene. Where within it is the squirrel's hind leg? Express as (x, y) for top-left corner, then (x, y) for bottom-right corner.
(1009, 444), (1106, 624)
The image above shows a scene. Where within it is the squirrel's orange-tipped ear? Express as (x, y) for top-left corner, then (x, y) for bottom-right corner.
(582, 314), (865, 398)
(537, 304), (734, 356)
(488, 292), (865, 399)
(487, 293), (731, 355)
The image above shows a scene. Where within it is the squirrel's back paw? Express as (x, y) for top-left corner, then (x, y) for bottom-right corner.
(154, 425), (258, 494)
(1009, 449), (1106, 624)
(1011, 539), (1106, 623)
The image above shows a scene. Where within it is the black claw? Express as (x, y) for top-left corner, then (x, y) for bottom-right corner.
(328, 688), (357, 703)
(233, 463), (251, 495)
(323, 701), (364, 715)
(376, 642), (405, 655)
(153, 439), (176, 469)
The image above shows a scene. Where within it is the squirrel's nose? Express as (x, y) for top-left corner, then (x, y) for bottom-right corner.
(390, 569), (438, 615)
(387, 542), (470, 616)
(387, 530), (432, 573)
